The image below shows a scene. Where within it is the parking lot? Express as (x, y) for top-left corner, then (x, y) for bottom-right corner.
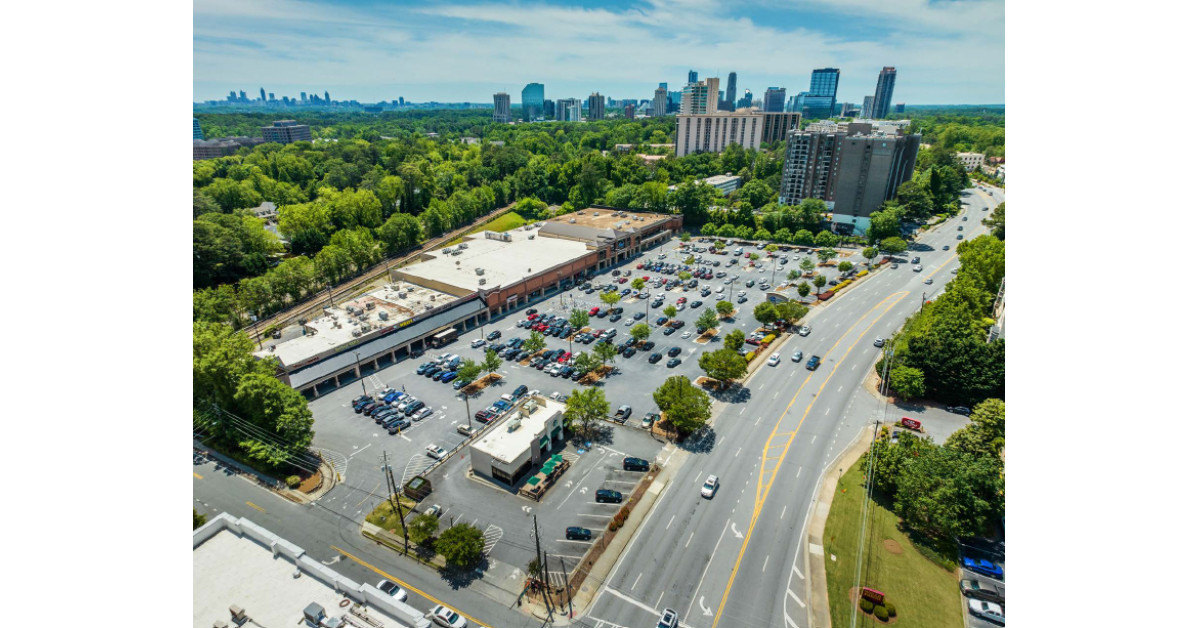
(959, 537), (1006, 627)
(303, 235), (829, 573)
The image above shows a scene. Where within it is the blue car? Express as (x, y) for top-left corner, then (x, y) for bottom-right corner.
(383, 391), (402, 403)
(963, 557), (1004, 579)
(439, 371), (458, 383)
(494, 399), (511, 411)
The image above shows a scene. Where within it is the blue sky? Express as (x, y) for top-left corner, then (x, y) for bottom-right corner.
(193, 0), (1004, 104)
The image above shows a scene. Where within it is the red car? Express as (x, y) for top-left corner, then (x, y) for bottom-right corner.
(617, 277), (628, 284)
(527, 313), (539, 321)
(677, 297), (688, 304)
(589, 306), (601, 316)
(636, 263), (644, 269)
(558, 351), (572, 363)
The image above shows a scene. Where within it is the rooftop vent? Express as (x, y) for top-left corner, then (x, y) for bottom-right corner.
(475, 267), (485, 275)
(479, 278), (487, 285)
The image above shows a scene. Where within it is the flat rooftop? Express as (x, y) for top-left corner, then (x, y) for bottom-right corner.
(194, 521), (414, 628)
(399, 230), (589, 294)
(543, 208), (669, 232)
(473, 397), (565, 464)
(255, 279), (458, 366)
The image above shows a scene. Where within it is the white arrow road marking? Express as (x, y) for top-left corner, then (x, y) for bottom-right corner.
(522, 505), (532, 514)
(321, 555), (342, 565)
(699, 597), (713, 616)
(580, 486), (588, 494)
(731, 522), (744, 539)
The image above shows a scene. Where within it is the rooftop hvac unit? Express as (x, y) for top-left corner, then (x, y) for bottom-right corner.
(365, 302), (375, 310)
(397, 292), (406, 299)
(508, 419), (522, 432)
(229, 606), (246, 622)
(528, 234), (535, 240)
(475, 267), (485, 275)
(379, 312), (389, 321)
(479, 278), (487, 285)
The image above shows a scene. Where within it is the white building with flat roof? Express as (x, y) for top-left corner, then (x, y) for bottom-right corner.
(957, 151), (985, 170)
(397, 230), (589, 296)
(469, 396), (565, 485)
(193, 513), (433, 628)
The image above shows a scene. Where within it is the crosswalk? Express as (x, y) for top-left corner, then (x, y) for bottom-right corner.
(482, 524), (503, 556)
(315, 448), (349, 480)
(401, 454), (428, 483)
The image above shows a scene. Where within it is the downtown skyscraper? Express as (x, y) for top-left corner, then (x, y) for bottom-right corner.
(521, 83), (545, 120)
(493, 92), (511, 122)
(723, 72), (738, 110)
(763, 87), (787, 112)
(870, 67), (897, 119)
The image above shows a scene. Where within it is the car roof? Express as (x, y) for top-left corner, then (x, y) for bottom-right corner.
(705, 475), (718, 483)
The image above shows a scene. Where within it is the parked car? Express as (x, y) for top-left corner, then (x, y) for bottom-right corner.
(960, 579), (1005, 603)
(666, 357), (681, 367)
(873, 337), (885, 347)
(385, 417), (412, 434)
(963, 557), (1004, 579)
(949, 405), (972, 416)
(642, 412), (658, 429)
(595, 489), (623, 503)
(798, 325), (812, 336)
(667, 346), (682, 357)
(487, 330), (502, 341)
(967, 599), (1005, 625)
(513, 384), (528, 398)
(411, 407), (434, 422)
(623, 456), (650, 471)
(648, 352), (663, 364)
(425, 444), (448, 460)
(614, 405), (632, 422)
(565, 526), (593, 541)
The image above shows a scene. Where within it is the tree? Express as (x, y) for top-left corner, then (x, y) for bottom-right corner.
(982, 202), (1005, 240)
(753, 227), (772, 241)
(889, 365), (926, 400)
(455, 359), (483, 383)
(812, 274), (828, 293)
(678, 270), (693, 281)
(715, 300), (734, 318)
(696, 308), (719, 332)
(797, 281), (812, 299)
(652, 376), (712, 433)
(724, 329), (745, 351)
(594, 340), (618, 367)
(893, 446), (1004, 542)
(409, 512), (440, 546)
(862, 246), (878, 268)
(679, 231), (692, 242)
(523, 331), (546, 354)
(837, 261), (853, 274)
(663, 304), (678, 319)
(630, 323), (651, 344)
(434, 523), (485, 568)
(699, 348), (748, 386)
(753, 302), (779, 327)
(748, 253), (760, 262)
(569, 308), (590, 330)
(563, 387), (609, 436)
(814, 230), (838, 248)
(817, 248), (837, 265)
(786, 269), (801, 282)
(631, 277), (646, 293)
(482, 349), (501, 374)
(775, 301), (808, 325)
(879, 236), (908, 255)
(792, 229), (815, 246)
(765, 243), (779, 253)
(231, 372), (315, 466)
(685, 254), (695, 265)
(799, 257), (815, 274)
(573, 351), (598, 375)
(866, 206), (902, 242)
(193, 509), (207, 530)
(601, 291), (620, 311)
(945, 399), (1005, 457)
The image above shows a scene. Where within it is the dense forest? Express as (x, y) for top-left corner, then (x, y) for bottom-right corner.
(194, 109), (1001, 328)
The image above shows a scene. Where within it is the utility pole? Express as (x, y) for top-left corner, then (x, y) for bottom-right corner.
(559, 556), (573, 618)
(354, 352), (367, 397)
(531, 515), (553, 616)
(381, 451), (409, 555)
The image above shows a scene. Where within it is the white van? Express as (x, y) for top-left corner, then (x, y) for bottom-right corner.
(445, 355), (462, 369)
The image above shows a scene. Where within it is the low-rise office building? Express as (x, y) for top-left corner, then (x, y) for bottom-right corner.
(469, 396), (566, 485)
(193, 136), (265, 160)
(957, 151), (985, 170)
(261, 120), (312, 144)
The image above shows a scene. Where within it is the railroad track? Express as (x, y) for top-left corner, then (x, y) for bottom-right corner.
(245, 202), (516, 343)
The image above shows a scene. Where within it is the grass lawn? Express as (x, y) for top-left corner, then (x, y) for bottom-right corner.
(366, 495), (418, 535)
(824, 453), (962, 628)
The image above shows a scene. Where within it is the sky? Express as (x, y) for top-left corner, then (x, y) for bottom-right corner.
(193, 0), (1004, 105)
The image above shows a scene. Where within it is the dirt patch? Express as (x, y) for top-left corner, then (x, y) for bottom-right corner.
(461, 372), (503, 395)
(298, 469), (323, 493)
(883, 539), (903, 555)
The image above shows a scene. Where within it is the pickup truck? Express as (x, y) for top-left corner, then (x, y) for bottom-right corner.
(612, 405), (632, 423)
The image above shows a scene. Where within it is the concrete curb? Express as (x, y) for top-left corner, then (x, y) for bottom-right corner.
(803, 426), (876, 628)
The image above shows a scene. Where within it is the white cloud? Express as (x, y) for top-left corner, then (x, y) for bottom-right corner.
(193, 0), (1003, 103)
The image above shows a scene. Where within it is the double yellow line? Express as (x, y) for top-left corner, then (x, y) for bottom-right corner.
(712, 290), (908, 626)
(330, 546), (491, 628)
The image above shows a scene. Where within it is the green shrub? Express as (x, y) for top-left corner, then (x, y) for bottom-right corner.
(884, 601), (897, 617)
(874, 604), (890, 620)
(858, 598), (875, 613)
(285, 475), (301, 488)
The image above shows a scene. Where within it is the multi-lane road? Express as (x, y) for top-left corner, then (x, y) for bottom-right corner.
(583, 186), (1004, 628)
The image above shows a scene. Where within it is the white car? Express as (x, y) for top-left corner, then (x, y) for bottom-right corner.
(798, 325), (812, 336)
(873, 337), (885, 348)
(426, 444), (447, 460)
(376, 579), (408, 602)
(716, 286), (725, 293)
(767, 353), (780, 366)
(549, 391), (564, 401)
(470, 338), (486, 348)
(431, 604), (468, 628)
(625, 318), (635, 326)
(700, 475), (719, 498)
(681, 331), (692, 339)
(737, 290), (746, 297)
(967, 599), (1004, 625)
(913, 264), (923, 272)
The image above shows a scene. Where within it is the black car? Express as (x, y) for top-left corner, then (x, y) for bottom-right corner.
(425, 368), (442, 379)
(948, 405), (972, 416)
(663, 326), (676, 336)
(651, 300), (663, 308)
(416, 362), (436, 375)
(943, 245), (951, 251)
(666, 357), (681, 367)
(690, 300), (702, 309)
(623, 457), (650, 472)
(648, 353), (663, 363)
(570, 370), (585, 381)
(595, 489), (623, 503)
(513, 384), (528, 398)
(656, 316), (669, 326)
(565, 526), (593, 541)
(403, 400), (427, 416)
(354, 400), (373, 413)
(806, 355), (821, 370)
(612, 307), (624, 316)
(633, 312), (646, 320)
(641, 341), (656, 351)
(622, 347), (637, 358)
(667, 346), (681, 357)
(559, 366), (574, 378)
(359, 402), (380, 415)
(487, 330), (502, 341)
(746, 280), (756, 287)
(609, 314), (621, 322)
(353, 394), (371, 405)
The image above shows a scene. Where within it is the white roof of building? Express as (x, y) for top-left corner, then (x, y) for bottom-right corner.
(194, 516), (423, 628)
(472, 397), (564, 464)
(400, 231), (588, 294)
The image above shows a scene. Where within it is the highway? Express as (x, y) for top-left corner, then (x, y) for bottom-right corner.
(584, 186), (1004, 628)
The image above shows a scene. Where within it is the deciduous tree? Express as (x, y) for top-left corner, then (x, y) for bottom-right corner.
(652, 376), (712, 433)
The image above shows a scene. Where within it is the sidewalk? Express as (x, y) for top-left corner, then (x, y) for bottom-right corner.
(803, 426), (875, 628)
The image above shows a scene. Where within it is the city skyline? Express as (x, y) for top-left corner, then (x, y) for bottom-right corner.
(193, 0), (1004, 105)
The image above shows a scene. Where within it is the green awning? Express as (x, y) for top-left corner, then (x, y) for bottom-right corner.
(527, 476), (541, 486)
(540, 435), (550, 448)
(550, 453), (563, 463)
(541, 463), (556, 474)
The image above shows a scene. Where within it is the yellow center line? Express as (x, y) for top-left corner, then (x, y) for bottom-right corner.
(193, 472), (204, 480)
(355, 482), (382, 509)
(330, 545), (491, 628)
(714, 290), (908, 626)
(245, 501), (265, 513)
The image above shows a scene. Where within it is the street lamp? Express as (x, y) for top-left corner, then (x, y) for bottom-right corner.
(353, 352), (367, 396)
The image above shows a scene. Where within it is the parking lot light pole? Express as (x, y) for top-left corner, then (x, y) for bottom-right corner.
(354, 352), (367, 396)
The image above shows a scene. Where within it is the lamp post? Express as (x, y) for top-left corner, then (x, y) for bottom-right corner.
(354, 352), (367, 396)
